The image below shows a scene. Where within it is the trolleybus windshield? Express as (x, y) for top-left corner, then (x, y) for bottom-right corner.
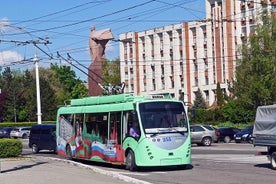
(139, 101), (188, 134)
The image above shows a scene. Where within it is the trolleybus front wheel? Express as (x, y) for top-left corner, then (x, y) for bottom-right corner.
(126, 150), (137, 171)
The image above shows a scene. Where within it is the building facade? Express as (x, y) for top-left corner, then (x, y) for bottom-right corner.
(119, 0), (276, 106)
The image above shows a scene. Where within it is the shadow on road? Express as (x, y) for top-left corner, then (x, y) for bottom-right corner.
(0, 161), (47, 174)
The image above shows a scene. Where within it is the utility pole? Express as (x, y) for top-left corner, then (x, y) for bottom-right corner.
(34, 55), (42, 124)
(0, 38), (51, 124)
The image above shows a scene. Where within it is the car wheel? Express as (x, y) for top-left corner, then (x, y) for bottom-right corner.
(201, 137), (212, 146)
(22, 134), (28, 139)
(66, 145), (72, 160)
(126, 150), (137, 171)
(270, 152), (276, 170)
(32, 144), (39, 153)
(224, 136), (231, 143)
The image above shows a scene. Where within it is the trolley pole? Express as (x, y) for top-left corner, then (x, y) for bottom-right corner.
(34, 55), (42, 124)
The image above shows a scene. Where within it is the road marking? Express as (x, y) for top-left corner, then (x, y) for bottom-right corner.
(192, 154), (268, 164)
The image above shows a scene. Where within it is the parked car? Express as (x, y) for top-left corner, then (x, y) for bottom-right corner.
(0, 127), (14, 138)
(190, 125), (217, 146)
(215, 127), (240, 143)
(234, 126), (253, 143)
(29, 124), (56, 153)
(10, 127), (31, 139)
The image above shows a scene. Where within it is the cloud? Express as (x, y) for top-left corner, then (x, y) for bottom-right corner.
(0, 18), (10, 33)
(105, 42), (114, 52)
(0, 51), (24, 65)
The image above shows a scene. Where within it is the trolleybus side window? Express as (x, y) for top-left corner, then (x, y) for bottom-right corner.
(85, 113), (97, 135)
(109, 112), (122, 144)
(96, 113), (108, 144)
(126, 111), (140, 139)
(74, 113), (84, 148)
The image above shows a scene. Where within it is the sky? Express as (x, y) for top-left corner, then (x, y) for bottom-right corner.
(0, 0), (206, 81)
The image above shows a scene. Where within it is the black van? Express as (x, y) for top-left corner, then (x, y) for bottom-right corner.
(29, 124), (56, 153)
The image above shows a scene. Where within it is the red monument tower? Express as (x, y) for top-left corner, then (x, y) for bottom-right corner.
(88, 26), (114, 96)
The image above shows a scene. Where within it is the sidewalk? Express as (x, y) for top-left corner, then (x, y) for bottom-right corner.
(0, 156), (151, 184)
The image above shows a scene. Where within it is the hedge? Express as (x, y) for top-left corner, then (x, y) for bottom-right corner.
(0, 121), (55, 129)
(0, 139), (22, 158)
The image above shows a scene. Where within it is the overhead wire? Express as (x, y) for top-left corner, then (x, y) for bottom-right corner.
(1, 0), (269, 78)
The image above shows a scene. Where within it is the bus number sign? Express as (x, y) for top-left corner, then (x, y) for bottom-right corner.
(162, 137), (172, 142)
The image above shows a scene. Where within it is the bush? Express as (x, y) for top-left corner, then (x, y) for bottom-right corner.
(222, 100), (255, 123)
(0, 139), (22, 158)
(0, 121), (56, 129)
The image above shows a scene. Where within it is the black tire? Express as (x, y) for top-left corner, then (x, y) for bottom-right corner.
(126, 150), (137, 171)
(22, 134), (28, 139)
(224, 136), (231, 143)
(66, 145), (72, 160)
(178, 164), (188, 170)
(201, 137), (212, 146)
(270, 152), (276, 170)
(32, 144), (39, 153)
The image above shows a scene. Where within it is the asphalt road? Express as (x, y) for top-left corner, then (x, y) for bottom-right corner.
(20, 139), (275, 184)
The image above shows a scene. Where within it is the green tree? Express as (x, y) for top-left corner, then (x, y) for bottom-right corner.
(216, 82), (225, 108)
(40, 77), (57, 120)
(234, 14), (276, 109)
(222, 99), (254, 124)
(102, 58), (121, 86)
(193, 88), (206, 109)
(20, 70), (35, 121)
(50, 64), (88, 101)
(0, 68), (24, 122)
(102, 58), (122, 95)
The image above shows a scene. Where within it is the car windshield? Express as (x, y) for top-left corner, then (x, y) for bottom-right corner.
(241, 126), (253, 132)
(203, 125), (215, 131)
(139, 101), (188, 134)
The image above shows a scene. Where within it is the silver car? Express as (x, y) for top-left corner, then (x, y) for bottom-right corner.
(190, 125), (217, 146)
(10, 127), (31, 139)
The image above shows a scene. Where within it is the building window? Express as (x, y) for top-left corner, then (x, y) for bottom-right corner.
(152, 79), (156, 90)
(143, 69), (146, 79)
(204, 49), (207, 58)
(143, 83), (147, 91)
(273, 3), (276, 12)
(124, 44), (127, 54)
(129, 44), (133, 55)
(204, 90), (209, 102)
(125, 85), (129, 93)
(171, 78), (174, 88)
(195, 77), (198, 87)
(162, 79), (165, 89)
(205, 76), (209, 85)
(205, 61), (208, 71)
(194, 62), (198, 72)
(181, 79), (184, 88)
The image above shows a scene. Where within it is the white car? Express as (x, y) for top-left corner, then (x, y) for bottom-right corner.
(10, 127), (31, 139)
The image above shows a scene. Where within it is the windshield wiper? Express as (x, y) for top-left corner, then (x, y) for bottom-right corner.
(170, 127), (185, 135)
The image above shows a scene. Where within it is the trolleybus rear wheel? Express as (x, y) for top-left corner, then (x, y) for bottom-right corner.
(271, 152), (276, 170)
(66, 145), (72, 160)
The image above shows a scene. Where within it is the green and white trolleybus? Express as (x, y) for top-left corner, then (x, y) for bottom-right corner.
(56, 93), (191, 170)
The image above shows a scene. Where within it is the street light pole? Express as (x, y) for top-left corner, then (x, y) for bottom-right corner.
(34, 54), (42, 124)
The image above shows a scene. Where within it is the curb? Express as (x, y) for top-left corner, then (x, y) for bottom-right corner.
(44, 157), (152, 184)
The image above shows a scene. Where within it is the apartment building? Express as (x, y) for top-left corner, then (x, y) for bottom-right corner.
(119, 0), (276, 106)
